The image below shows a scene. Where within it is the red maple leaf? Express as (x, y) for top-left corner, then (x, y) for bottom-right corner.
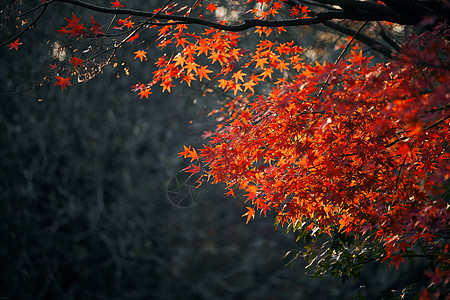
(111, 0), (124, 8)
(131, 82), (145, 91)
(57, 27), (71, 35)
(53, 76), (71, 91)
(89, 16), (104, 37)
(206, 3), (218, 12)
(69, 57), (85, 68)
(182, 163), (201, 178)
(63, 13), (86, 37)
(64, 13), (81, 27)
(9, 39), (22, 50)
(128, 33), (139, 42)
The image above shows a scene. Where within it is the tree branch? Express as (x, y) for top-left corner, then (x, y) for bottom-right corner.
(425, 104), (450, 114)
(0, 4), (48, 48)
(285, 2), (394, 58)
(377, 21), (402, 51)
(317, 21), (369, 96)
(52, 0), (416, 33)
(321, 19), (393, 58)
(380, 0), (435, 22)
(386, 116), (450, 148)
(313, 0), (413, 23)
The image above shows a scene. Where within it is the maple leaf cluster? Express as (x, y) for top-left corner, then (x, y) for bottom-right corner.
(57, 13), (87, 37)
(125, 1), (310, 96)
(4, 0), (449, 295)
(177, 13), (450, 280)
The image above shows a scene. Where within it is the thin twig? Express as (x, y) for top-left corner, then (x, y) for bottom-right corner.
(386, 116), (449, 148)
(0, 4), (48, 48)
(317, 21), (368, 98)
(377, 21), (401, 51)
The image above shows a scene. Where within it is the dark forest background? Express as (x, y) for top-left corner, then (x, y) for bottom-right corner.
(0, 1), (429, 299)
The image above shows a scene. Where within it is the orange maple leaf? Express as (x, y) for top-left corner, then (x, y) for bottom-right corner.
(232, 83), (243, 95)
(261, 67), (273, 79)
(209, 51), (223, 64)
(249, 73), (261, 83)
(161, 78), (174, 93)
(300, 5), (311, 15)
(276, 60), (289, 71)
(176, 37), (188, 48)
(243, 80), (257, 93)
(338, 214), (353, 233)
(255, 57), (268, 69)
(185, 61), (199, 73)
(159, 25), (171, 36)
(134, 50), (147, 62)
(196, 40), (209, 56)
(179, 145), (191, 157)
(206, 3), (218, 12)
(181, 72), (196, 87)
(225, 188), (236, 198)
(174, 54), (186, 67)
(139, 89), (151, 99)
(54, 76), (71, 91)
(242, 207), (255, 224)
(187, 148), (199, 161)
(228, 48), (242, 61)
(232, 70), (246, 83)
(196, 65), (213, 81)
(124, 19), (134, 29)
(9, 39), (22, 50)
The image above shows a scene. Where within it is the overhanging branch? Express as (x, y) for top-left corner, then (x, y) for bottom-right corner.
(51, 0), (416, 32)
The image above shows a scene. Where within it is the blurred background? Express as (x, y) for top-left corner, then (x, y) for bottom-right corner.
(0, 1), (428, 299)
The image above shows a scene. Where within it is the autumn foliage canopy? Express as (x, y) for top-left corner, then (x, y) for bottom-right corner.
(3, 0), (450, 297)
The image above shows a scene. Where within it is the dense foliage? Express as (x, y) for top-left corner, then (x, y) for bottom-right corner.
(2, 0), (449, 298)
